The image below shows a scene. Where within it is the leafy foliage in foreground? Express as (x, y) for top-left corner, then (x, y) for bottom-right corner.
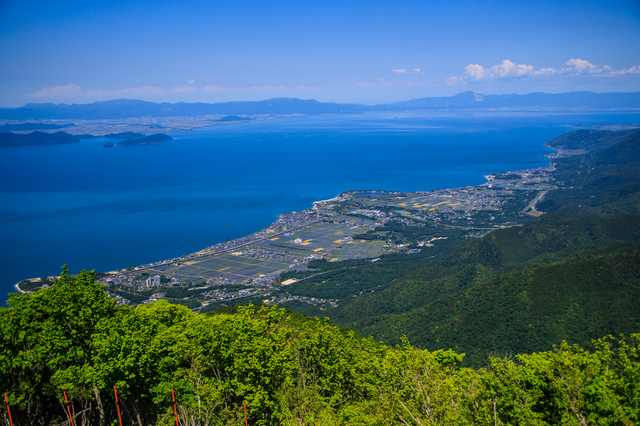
(1, 269), (640, 425)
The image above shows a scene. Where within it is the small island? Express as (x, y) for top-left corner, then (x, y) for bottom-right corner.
(102, 133), (173, 147)
(103, 131), (145, 139)
(216, 115), (255, 122)
(0, 128), (172, 148)
(0, 131), (80, 147)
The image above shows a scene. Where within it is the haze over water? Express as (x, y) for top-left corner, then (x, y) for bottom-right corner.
(2, 111), (639, 301)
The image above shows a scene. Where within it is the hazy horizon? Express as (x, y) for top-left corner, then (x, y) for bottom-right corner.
(4, 90), (640, 111)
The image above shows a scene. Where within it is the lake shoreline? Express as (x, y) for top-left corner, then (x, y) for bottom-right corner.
(5, 111), (635, 302)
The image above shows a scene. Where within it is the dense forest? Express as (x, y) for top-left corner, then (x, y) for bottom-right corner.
(1, 270), (639, 425)
(281, 213), (640, 365)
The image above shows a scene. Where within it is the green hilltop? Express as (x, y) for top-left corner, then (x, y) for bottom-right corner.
(1, 270), (639, 425)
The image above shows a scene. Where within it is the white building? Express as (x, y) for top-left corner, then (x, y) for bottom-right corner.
(146, 275), (162, 286)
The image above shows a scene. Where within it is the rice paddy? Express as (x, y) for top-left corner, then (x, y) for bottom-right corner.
(143, 218), (393, 284)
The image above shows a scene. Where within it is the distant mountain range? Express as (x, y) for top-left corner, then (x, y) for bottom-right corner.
(1, 91), (639, 120)
(385, 91), (640, 110)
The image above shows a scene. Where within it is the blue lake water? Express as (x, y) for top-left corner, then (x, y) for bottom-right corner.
(2, 110), (639, 302)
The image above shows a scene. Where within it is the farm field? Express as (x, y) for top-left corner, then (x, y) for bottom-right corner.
(98, 167), (554, 307)
(142, 217), (392, 284)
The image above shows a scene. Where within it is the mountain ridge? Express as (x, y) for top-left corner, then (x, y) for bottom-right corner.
(2, 90), (640, 120)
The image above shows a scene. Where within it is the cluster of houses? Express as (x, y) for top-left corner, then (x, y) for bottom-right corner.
(263, 294), (339, 309)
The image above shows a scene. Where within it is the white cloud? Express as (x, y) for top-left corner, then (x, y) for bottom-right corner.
(451, 58), (640, 84)
(171, 85), (197, 93)
(116, 86), (167, 96)
(171, 79), (198, 93)
(340, 81), (393, 89)
(27, 84), (168, 100)
(464, 64), (487, 81)
(444, 76), (464, 86)
(392, 68), (424, 75)
(26, 82), (297, 101)
(607, 65), (640, 76)
(201, 84), (290, 93)
(202, 85), (235, 93)
(495, 60), (534, 77)
(250, 85), (289, 91)
(563, 58), (599, 73)
(348, 82), (373, 87)
(558, 59), (640, 77)
(465, 60), (534, 81)
(530, 67), (557, 77)
(25, 84), (82, 99)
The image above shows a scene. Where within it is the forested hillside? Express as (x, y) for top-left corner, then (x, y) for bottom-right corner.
(1, 270), (639, 425)
(539, 129), (640, 215)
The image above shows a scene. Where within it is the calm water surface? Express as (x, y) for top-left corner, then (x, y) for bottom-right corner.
(2, 111), (639, 301)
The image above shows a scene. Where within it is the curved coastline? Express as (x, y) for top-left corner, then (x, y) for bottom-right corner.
(9, 165), (558, 291)
(5, 112), (606, 301)
(14, 281), (27, 294)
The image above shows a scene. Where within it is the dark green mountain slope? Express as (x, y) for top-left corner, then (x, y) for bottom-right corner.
(290, 214), (640, 321)
(539, 129), (640, 215)
(369, 243), (640, 365)
(545, 128), (637, 152)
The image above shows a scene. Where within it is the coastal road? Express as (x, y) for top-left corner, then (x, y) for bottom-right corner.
(523, 190), (549, 217)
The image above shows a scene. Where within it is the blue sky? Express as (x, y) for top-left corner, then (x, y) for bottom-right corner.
(1, 0), (639, 107)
